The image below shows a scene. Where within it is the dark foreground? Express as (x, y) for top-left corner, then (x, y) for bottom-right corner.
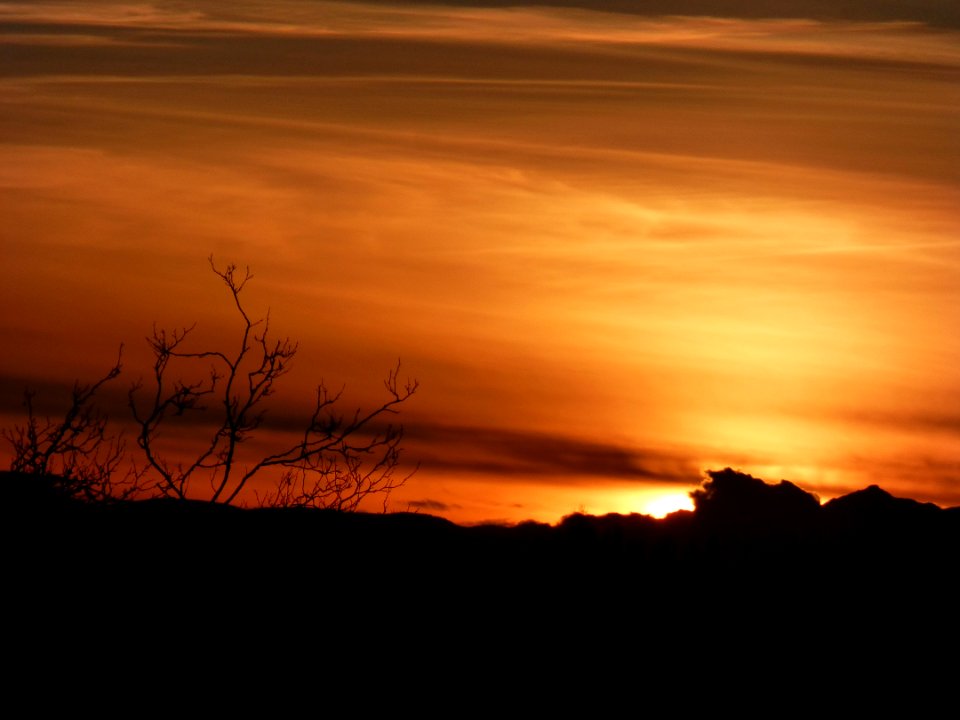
(7, 468), (958, 599)
(8, 468), (956, 694)
(6, 467), (960, 678)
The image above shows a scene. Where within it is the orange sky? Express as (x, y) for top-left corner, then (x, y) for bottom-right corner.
(2, 1), (958, 523)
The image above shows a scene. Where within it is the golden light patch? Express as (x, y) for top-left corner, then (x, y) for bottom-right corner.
(642, 492), (695, 519)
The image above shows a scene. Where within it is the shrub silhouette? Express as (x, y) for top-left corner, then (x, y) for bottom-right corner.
(128, 257), (418, 508)
(5, 257), (417, 510)
(1, 348), (145, 502)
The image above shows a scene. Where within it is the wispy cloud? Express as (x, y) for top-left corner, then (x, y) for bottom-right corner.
(3, 1), (959, 66)
(405, 424), (709, 484)
(1, 0), (957, 519)
(405, 498), (458, 512)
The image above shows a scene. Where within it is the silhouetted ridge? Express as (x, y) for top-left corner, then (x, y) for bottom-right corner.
(818, 483), (957, 572)
(691, 467), (820, 528)
(823, 484), (941, 521)
(4, 468), (958, 599)
(673, 469), (820, 578)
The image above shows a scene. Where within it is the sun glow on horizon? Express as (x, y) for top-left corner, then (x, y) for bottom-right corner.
(642, 492), (696, 518)
(1, 0), (957, 518)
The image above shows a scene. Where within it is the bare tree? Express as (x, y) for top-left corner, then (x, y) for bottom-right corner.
(2, 348), (143, 502)
(129, 256), (418, 508)
(257, 365), (417, 512)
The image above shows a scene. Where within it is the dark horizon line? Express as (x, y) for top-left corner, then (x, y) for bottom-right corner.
(4, 467), (957, 527)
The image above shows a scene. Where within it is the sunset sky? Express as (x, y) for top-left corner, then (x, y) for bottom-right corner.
(2, 0), (958, 523)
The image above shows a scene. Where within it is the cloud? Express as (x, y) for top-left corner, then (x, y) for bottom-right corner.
(836, 409), (960, 436)
(818, 455), (960, 507)
(352, 1), (960, 29)
(1, 0), (957, 516)
(405, 498), (458, 512)
(404, 424), (704, 484)
(3, 2), (959, 69)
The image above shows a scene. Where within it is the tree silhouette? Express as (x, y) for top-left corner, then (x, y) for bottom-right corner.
(2, 347), (144, 502)
(128, 257), (418, 508)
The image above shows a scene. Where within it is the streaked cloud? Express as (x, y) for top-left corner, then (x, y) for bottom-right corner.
(1, 1), (957, 522)
(406, 424), (703, 482)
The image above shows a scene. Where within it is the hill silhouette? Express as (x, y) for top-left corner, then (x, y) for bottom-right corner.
(6, 467), (957, 588)
(8, 465), (959, 657)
